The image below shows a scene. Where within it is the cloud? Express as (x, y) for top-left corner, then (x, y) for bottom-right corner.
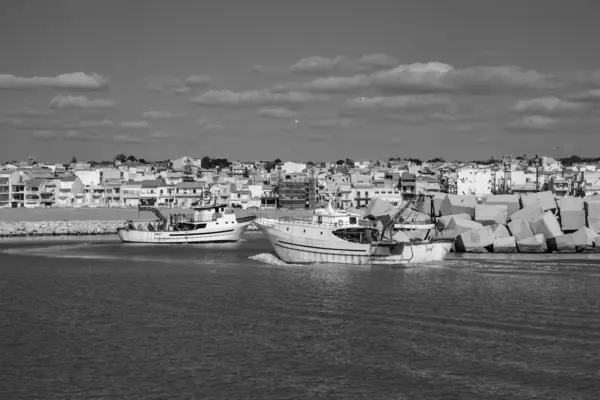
(568, 89), (600, 103)
(191, 89), (328, 107)
(303, 74), (371, 92)
(33, 129), (101, 141)
(372, 63), (557, 94)
(49, 95), (115, 109)
(119, 120), (150, 129)
(258, 107), (298, 119)
(0, 72), (108, 90)
(289, 56), (346, 74)
(145, 74), (213, 93)
(301, 62), (558, 94)
(512, 96), (592, 114)
(287, 54), (399, 75)
(184, 74), (212, 87)
(506, 115), (558, 132)
(5, 107), (56, 118)
(68, 119), (115, 128)
(142, 110), (182, 119)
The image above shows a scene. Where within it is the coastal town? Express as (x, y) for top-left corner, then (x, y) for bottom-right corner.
(1, 153), (600, 211)
(2, 152), (600, 253)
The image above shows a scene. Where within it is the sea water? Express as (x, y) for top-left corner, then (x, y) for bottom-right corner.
(1, 232), (599, 399)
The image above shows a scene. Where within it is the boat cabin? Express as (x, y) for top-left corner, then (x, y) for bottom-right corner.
(311, 208), (363, 229)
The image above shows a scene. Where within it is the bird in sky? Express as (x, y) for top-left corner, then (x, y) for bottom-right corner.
(360, 96), (365, 102)
(294, 118), (300, 125)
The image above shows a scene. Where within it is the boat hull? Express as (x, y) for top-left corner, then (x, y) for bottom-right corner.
(117, 220), (253, 244)
(254, 219), (453, 266)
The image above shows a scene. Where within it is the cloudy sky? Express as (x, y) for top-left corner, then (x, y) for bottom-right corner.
(1, 0), (600, 163)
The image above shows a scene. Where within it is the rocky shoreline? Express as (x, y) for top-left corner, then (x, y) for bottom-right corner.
(0, 219), (260, 238)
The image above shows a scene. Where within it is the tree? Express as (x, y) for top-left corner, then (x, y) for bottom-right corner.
(376, 161), (381, 167)
(138, 158), (147, 164)
(345, 158), (355, 166)
(306, 161), (315, 167)
(427, 157), (445, 163)
(336, 160), (344, 165)
(274, 158), (282, 164)
(71, 156), (77, 163)
(201, 156), (211, 169)
(115, 154), (127, 163)
(243, 167), (249, 178)
(127, 155), (137, 162)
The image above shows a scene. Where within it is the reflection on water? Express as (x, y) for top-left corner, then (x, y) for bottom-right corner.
(1, 234), (599, 399)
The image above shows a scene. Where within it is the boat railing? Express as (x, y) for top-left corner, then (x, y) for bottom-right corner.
(258, 216), (373, 229)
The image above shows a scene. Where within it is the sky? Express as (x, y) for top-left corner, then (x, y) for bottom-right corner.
(1, 0), (600, 163)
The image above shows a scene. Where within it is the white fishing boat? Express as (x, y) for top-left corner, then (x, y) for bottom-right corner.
(253, 194), (453, 266)
(117, 199), (255, 244)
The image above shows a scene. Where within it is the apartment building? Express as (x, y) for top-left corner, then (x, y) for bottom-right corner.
(24, 178), (55, 208)
(0, 171), (10, 207)
(55, 176), (84, 207)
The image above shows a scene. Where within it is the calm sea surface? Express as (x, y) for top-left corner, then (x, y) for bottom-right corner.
(1, 233), (600, 399)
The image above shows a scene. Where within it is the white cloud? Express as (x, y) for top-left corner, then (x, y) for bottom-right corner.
(303, 74), (371, 92)
(119, 120), (150, 129)
(0, 72), (108, 90)
(49, 95), (115, 109)
(568, 89), (600, 103)
(301, 62), (558, 94)
(288, 54), (399, 74)
(191, 89), (328, 107)
(142, 110), (180, 119)
(506, 115), (558, 131)
(289, 56), (346, 74)
(258, 107), (298, 119)
(70, 119), (115, 128)
(114, 133), (145, 143)
(185, 74), (212, 86)
(204, 124), (225, 132)
(512, 96), (592, 114)
(373, 63), (557, 94)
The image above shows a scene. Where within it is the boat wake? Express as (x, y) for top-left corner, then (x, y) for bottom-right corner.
(249, 252), (302, 267)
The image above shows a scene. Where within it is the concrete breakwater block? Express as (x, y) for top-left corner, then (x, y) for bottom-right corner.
(560, 210), (586, 232)
(419, 192), (446, 216)
(484, 194), (520, 216)
(517, 234), (548, 253)
(493, 236), (517, 253)
(490, 223), (511, 239)
(510, 203), (544, 223)
(588, 216), (600, 233)
(446, 218), (484, 235)
(475, 204), (508, 226)
(507, 218), (534, 242)
(436, 213), (471, 230)
(558, 197), (584, 212)
(440, 194), (477, 218)
(584, 200), (600, 218)
(455, 225), (494, 253)
(530, 211), (562, 239)
(520, 191), (556, 211)
(548, 227), (598, 252)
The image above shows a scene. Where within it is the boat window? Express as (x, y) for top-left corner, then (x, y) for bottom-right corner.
(349, 217), (357, 224)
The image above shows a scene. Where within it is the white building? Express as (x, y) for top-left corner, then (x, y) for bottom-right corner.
(456, 167), (492, 196)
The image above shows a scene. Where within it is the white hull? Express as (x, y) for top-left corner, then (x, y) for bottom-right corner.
(254, 218), (453, 266)
(118, 220), (253, 244)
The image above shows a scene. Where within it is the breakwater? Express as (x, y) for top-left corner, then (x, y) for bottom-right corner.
(0, 219), (260, 237)
(0, 220), (126, 237)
